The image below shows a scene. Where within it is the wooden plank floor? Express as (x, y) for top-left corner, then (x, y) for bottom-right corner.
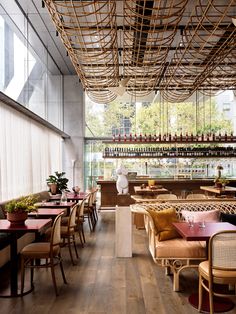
(1, 212), (236, 314)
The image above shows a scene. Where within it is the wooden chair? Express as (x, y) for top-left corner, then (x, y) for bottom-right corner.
(60, 203), (79, 265)
(20, 213), (67, 296)
(75, 198), (86, 246)
(84, 192), (97, 231)
(46, 204), (79, 265)
(186, 193), (207, 200)
(198, 230), (236, 314)
(61, 199), (86, 247)
(156, 194), (178, 200)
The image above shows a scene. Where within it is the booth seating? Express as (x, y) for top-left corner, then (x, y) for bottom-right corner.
(131, 200), (236, 291)
(0, 191), (51, 268)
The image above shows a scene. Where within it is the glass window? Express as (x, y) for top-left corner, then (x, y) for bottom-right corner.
(84, 90), (236, 187)
(0, 5), (63, 129)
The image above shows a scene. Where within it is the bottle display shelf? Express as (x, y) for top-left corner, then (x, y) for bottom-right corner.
(103, 138), (236, 144)
(103, 146), (236, 159)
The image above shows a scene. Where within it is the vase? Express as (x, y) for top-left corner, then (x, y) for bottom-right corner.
(7, 212), (28, 225)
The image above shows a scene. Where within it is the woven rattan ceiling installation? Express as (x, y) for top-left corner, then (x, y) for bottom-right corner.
(44, 0), (236, 103)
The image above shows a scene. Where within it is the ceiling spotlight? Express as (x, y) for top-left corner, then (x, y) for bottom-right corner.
(232, 18), (236, 27)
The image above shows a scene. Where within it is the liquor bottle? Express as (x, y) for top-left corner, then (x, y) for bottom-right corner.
(212, 133), (215, 141)
(153, 134), (157, 141)
(118, 133), (121, 141)
(144, 133), (147, 141)
(112, 134), (115, 142)
(158, 133), (161, 141)
(163, 133), (166, 141)
(173, 132), (177, 142)
(231, 131), (234, 141)
(180, 132), (182, 141)
(190, 132), (193, 141)
(124, 133), (127, 142)
(185, 132), (188, 142)
(139, 133), (142, 142)
(149, 134), (152, 142)
(225, 132), (227, 141)
(129, 133), (132, 142)
(219, 132), (221, 141)
(134, 133), (137, 141)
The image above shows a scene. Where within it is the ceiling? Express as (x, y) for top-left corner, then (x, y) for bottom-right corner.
(16, 1), (236, 103)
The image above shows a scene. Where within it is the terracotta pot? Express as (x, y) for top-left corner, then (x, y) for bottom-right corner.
(48, 183), (57, 195)
(7, 212), (28, 225)
(215, 182), (222, 189)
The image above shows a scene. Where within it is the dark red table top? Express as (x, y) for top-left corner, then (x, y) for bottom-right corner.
(50, 192), (88, 201)
(0, 219), (52, 232)
(36, 201), (76, 208)
(28, 208), (66, 217)
(173, 222), (236, 241)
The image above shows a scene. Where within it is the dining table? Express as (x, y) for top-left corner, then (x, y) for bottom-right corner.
(134, 186), (168, 196)
(200, 185), (236, 198)
(0, 219), (52, 297)
(28, 208), (66, 219)
(49, 192), (88, 202)
(35, 201), (76, 216)
(173, 221), (236, 313)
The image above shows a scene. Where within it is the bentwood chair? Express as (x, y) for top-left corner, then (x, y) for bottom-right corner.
(61, 199), (86, 247)
(198, 230), (236, 314)
(46, 204), (79, 265)
(20, 213), (67, 296)
(156, 194), (178, 200)
(76, 198), (86, 246)
(60, 203), (79, 265)
(186, 193), (207, 200)
(84, 191), (97, 231)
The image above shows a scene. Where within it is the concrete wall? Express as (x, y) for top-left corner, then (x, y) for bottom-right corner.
(63, 75), (85, 190)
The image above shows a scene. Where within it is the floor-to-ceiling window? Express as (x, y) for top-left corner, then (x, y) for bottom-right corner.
(85, 90), (236, 187)
(0, 3), (63, 129)
(0, 2), (64, 200)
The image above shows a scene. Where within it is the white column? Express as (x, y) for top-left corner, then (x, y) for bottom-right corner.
(115, 205), (132, 257)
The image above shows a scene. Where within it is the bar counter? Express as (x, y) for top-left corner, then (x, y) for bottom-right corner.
(97, 178), (236, 208)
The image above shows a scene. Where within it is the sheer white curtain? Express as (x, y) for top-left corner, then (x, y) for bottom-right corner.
(0, 101), (62, 201)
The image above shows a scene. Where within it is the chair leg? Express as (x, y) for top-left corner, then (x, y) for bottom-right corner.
(198, 274), (203, 312)
(72, 234), (79, 259)
(77, 228), (84, 247)
(58, 253), (67, 284)
(67, 237), (75, 265)
(81, 226), (86, 243)
(50, 258), (59, 296)
(209, 281), (214, 314)
(21, 257), (25, 295)
(30, 260), (34, 287)
(87, 213), (93, 231)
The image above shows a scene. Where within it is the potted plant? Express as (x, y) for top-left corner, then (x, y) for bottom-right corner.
(5, 195), (38, 225)
(218, 177), (230, 189)
(214, 165), (224, 187)
(46, 171), (69, 194)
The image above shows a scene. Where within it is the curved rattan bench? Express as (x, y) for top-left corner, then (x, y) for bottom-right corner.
(131, 200), (236, 291)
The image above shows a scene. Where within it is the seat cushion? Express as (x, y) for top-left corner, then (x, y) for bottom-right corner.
(147, 208), (180, 241)
(155, 238), (206, 258)
(181, 209), (220, 223)
(21, 242), (60, 258)
(199, 260), (236, 280)
(220, 212), (236, 226)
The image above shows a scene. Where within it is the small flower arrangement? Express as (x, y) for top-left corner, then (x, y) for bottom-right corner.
(5, 195), (38, 213)
(218, 177), (229, 186)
